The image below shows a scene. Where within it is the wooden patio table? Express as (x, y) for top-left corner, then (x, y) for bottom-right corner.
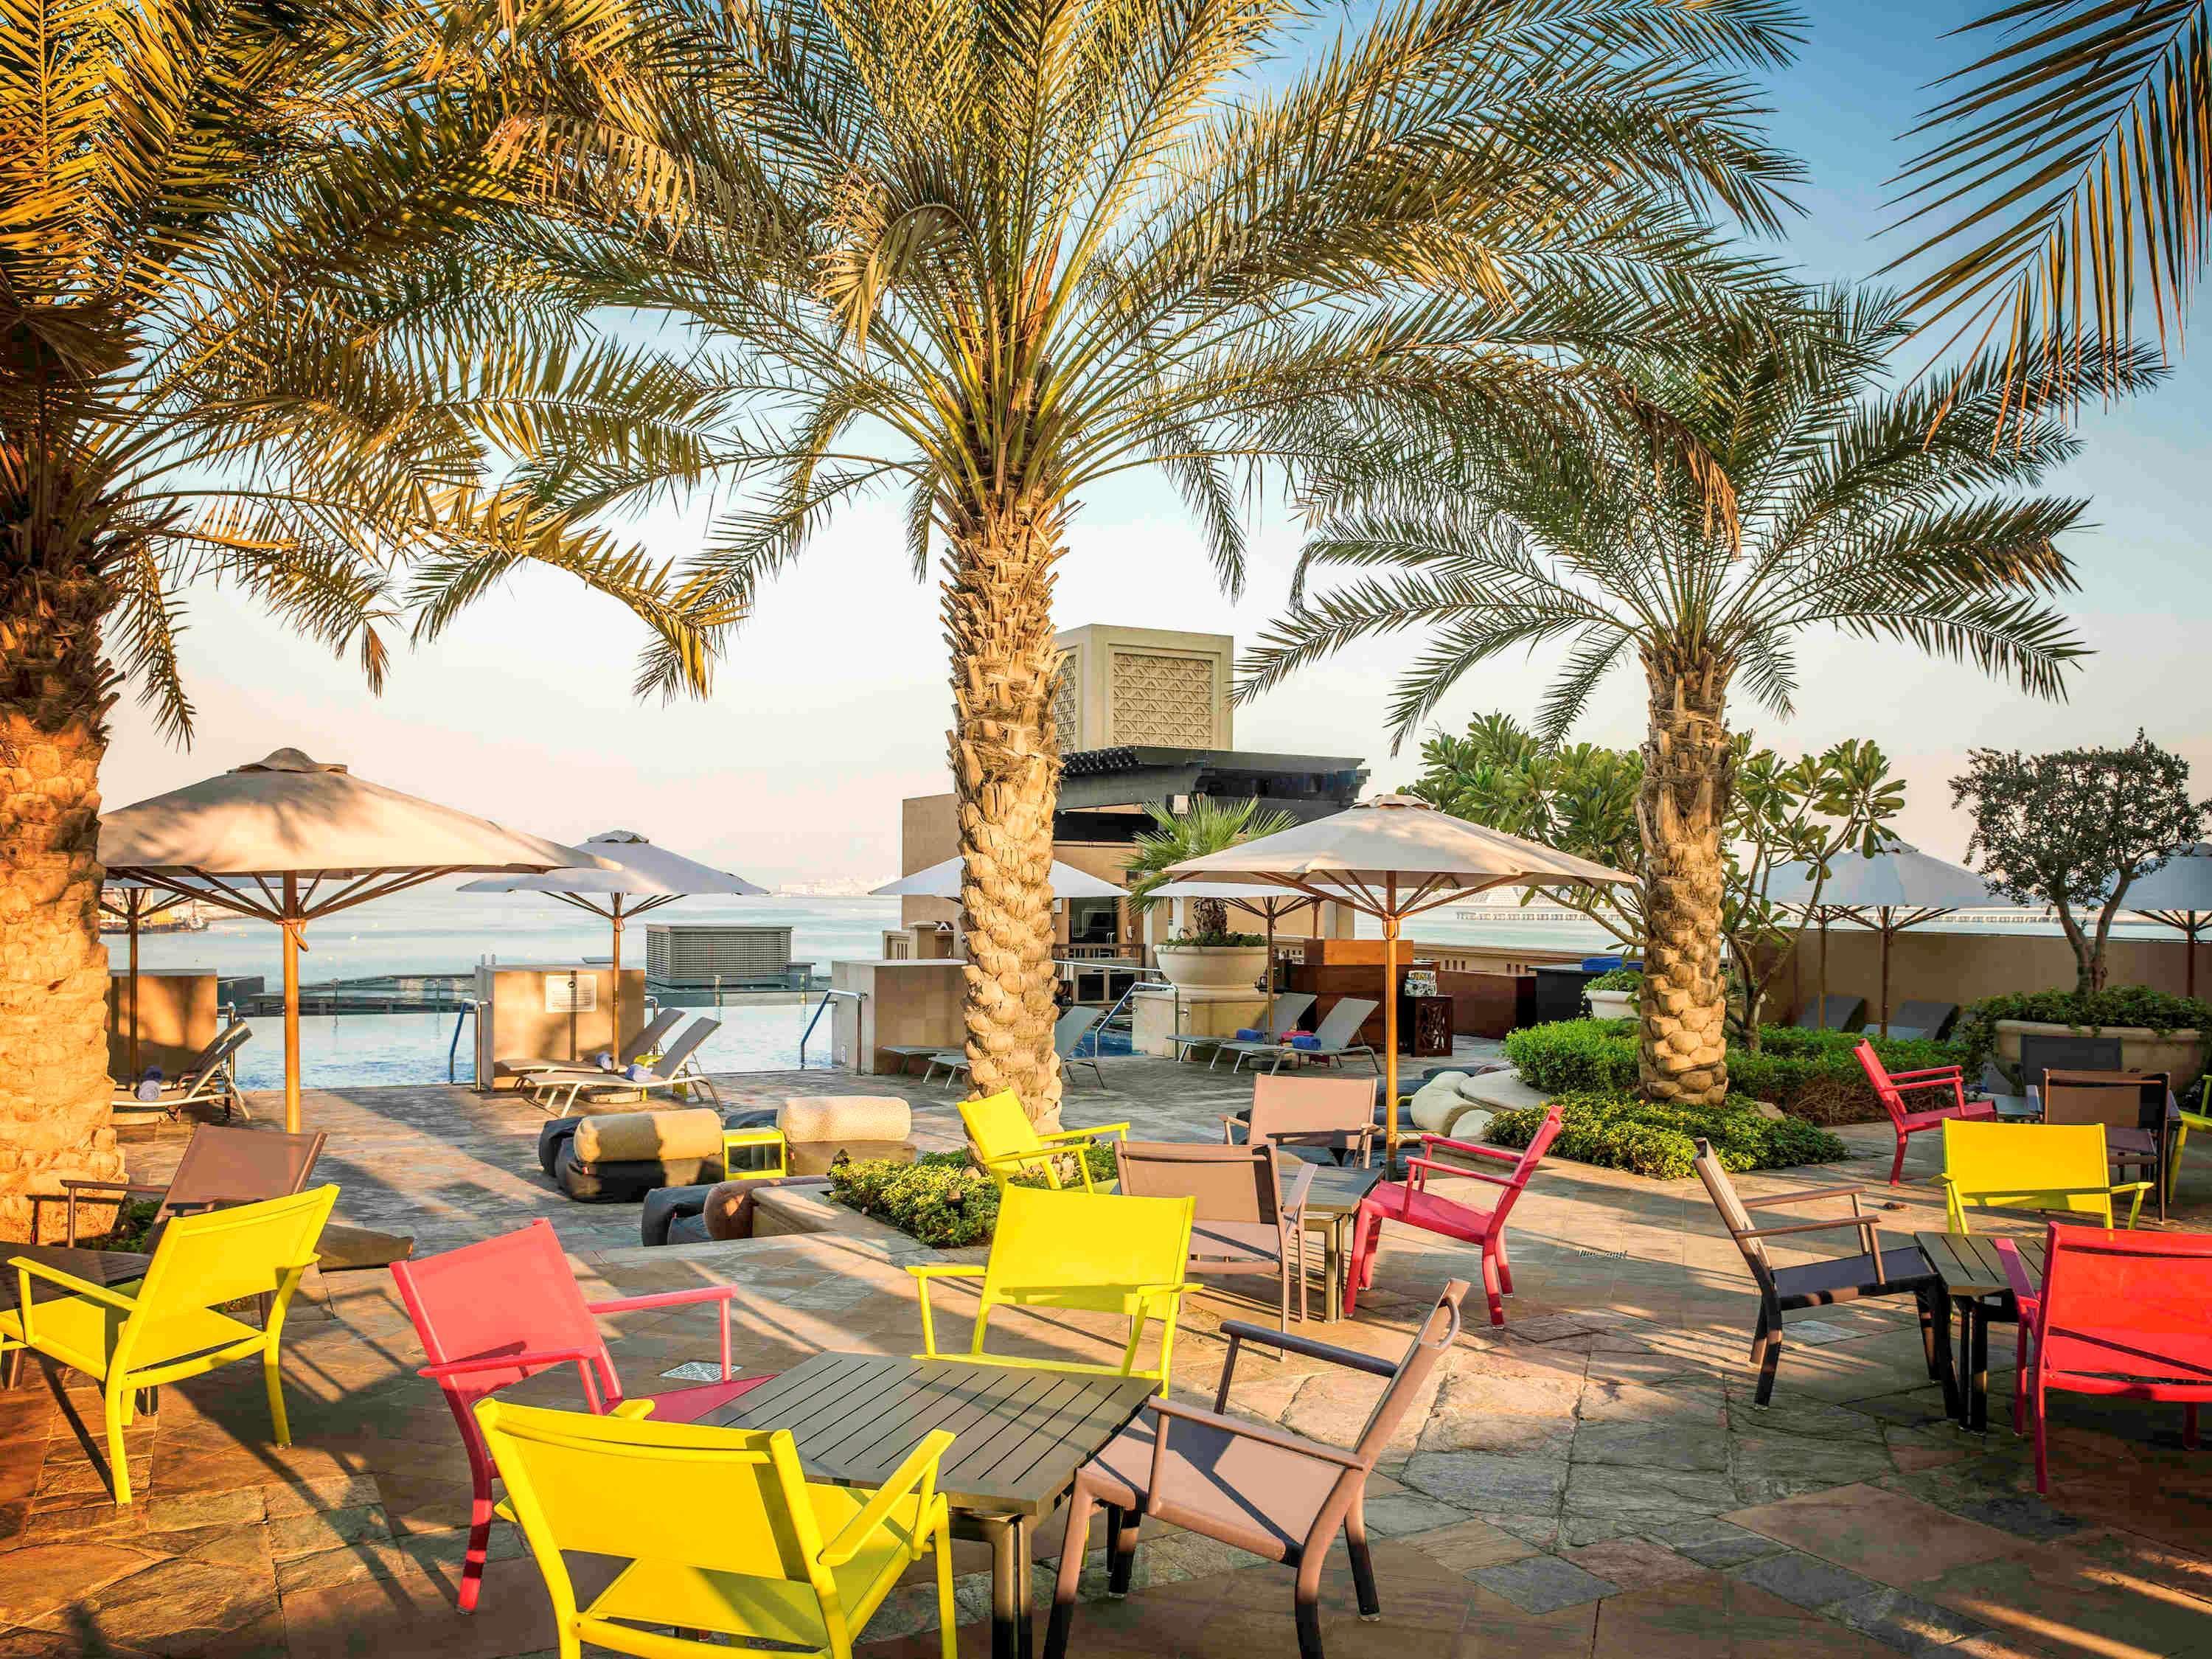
(1290, 1161), (1383, 1323)
(706, 1350), (1156, 1659)
(1914, 1231), (2048, 1433)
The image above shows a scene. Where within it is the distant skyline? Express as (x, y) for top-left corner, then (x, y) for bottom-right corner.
(100, 5), (2212, 883)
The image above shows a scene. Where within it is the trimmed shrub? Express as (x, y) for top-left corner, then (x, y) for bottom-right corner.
(1502, 1018), (1638, 1094)
(827, 1147), (1119, 1248)
(1486, 1091), (1848, 1180)
(1586, 967), (1644, 992)
(1953, 986), (2212, 1082)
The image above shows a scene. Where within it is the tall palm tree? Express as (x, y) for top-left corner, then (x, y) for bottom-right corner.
(1888, 1), (2212, 420)
(0, 0), (726, 1238)
(518, 0), (1807, 1120)
(1237, 287), (2157, 1102)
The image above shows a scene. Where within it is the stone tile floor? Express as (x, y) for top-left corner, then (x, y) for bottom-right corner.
(3, 1053), (2209, 1657)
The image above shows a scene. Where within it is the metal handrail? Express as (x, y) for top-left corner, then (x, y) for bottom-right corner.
(1090, 970), (1169, 1056)
(448, 999), (481, 1084)
(799, 989), (863, 1070)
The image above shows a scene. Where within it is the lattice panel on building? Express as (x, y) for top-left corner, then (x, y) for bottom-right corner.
(1110, 651), (1218, 745)
(1050, 655), (1078, 748)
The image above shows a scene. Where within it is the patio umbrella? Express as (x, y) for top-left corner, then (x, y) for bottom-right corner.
(1767, 843), (2000, 1036)
(872, 856), (1127, 900)
(100, 748), (613, 1131)
(459, 830), (767, 1054)
(1164, 793), (1634, 1158)
(2123, 841), (2212, 998)
(1144, 880), (1323, 1029)
(100, 878), (193, 1081)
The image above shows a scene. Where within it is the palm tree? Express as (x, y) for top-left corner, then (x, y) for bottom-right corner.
(518, 0), (1807, 1120)
(1122, 799), (1297, 937)
(1888, 1), (2212, 420)
(1237, 287), (2157, 1103)
(0, 0), (726, 1238)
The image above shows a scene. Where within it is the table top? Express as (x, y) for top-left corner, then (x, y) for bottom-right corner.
(1294, 1161), (1385, 1220)
(1913, 1231), (2048, 1300)
(0, 1245), (153, 1312)
(703, 1351), (1156, 1517)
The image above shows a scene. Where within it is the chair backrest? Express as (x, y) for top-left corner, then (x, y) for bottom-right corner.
(1248, 1074), (1374, 1147)
(159, 1124), (327, 1220)
(133, 1185), (338, 1319)
(959, 1088), (1044, 1175)
(1349, 1281), (1468, 1464)
(1265, 992), (1317, 1038)
(650, 1017), (721, 1077)
(1693, 1138), (1773, 1277)
(184, 1020), (252, 1082)
(1114, 1141), (1277, 1225)
(1310, 998), (1377, 1048)
(1941, 1120), (2115, 1224)
(620, 1006), (686, 1065)
(1886, 1001), (1958, 1040)
(1489, 1105), (1563, 1226)
(983, 1185), (1194, 1309)
(1852, 1041), (1911, 1127)
(2034, 1223), (2212, 1380)
(391, 1218), (616, 1409)
(1052, 1004), (1105, 1059)
(476, 1399), (842, 1619)
(2041, 1070), (2166, 1135)
(2016, 1033), (2124, 1094)
(1797, 995), (1865, 1032)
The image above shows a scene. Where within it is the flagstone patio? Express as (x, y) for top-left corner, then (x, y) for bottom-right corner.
(2, 1057), (2207, 1657)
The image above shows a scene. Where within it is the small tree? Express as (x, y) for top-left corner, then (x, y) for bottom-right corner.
(1123, 799), (1297, 939)
(1952, 733), (2211, 994)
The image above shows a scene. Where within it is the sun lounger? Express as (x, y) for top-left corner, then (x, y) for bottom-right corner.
(1795, 995), (1865, 1032)
(926, 1006), (1110, 1090)
(111, 1020), (251, 1121)
(498, 1006), (684, 1080)
(526, 1017), (722, 1116)
(1167, 992), (1315, 1068)
(1881, 999), (1958, 1040)
(1222, 997), (1380, 1074)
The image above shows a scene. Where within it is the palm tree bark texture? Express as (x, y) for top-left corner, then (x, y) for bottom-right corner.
(1635, 647), (1733, 1105)
(0, 560), (126, 1241)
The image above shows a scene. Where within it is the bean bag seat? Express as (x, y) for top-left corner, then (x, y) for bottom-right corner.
(554, 1107), (724, 1203)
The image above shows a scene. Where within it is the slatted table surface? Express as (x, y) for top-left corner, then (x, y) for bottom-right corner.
(704, 1350), (1157, 1517)
(0, 1245), (153, 1312)
(1913, 1231), (2048, 1300)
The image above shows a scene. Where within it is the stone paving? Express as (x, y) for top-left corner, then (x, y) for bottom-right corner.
(2, 1052), (2208, 1658)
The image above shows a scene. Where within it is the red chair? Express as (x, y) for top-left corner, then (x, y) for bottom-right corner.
(1345, 1106), (1563, 1325)
(1997, 1225), (2212, 1495)
(389, 1218), (771, 1611)
(1855, 1040), (1997, 1185)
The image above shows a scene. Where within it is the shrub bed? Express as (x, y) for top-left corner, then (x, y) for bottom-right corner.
(1486, 1091), (1848, 1180)
(1501, 1018), (1969, 1125)
(1952, 986), (2212, 1080)
(827, 1147), (1119, 1248)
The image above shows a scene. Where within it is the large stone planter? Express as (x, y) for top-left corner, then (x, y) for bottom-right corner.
(1152, 944), (1270, 993)
(1992, 1018), (2205, 1087)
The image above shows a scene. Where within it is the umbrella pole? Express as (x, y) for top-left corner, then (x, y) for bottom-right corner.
(127, 900), (141, 1079)
(1817, 916), (1829, 1029)
(1264, 905), (1278, 1032)
(2191, 917), (2201, 1001)
(609, 896), (623, 1060)
(282, 877), (303, 1134)
(1382, 894), (1401, 1172)
(1878, 910), (1893, 1038)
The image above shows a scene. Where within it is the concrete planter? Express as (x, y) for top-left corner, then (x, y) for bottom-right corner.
(1586, 989), (1635, 1020)
(1152, 944), (1270, 993)
(1992, 1018), (2205, 1086)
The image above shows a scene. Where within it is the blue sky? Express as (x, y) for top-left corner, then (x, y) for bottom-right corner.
(101, 2), (2212, 882)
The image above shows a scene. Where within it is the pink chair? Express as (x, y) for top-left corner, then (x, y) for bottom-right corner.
(1855, 1040), (1998, 1185)
(389, 1218), (771, 1611)
(1997, 1225), (2212, 1495)
(1345, 1106), (1562, 1325)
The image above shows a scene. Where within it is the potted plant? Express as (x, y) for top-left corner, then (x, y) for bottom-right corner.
(1959, 987), (2212, 1090)
(1121, 797), (1298, 989)
(1585, 967), (1642, 1020)
(1152, 927), (1274, 991)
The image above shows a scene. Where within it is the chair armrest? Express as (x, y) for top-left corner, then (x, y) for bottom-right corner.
(819, 1430), (955, 1566)
(1740, 1185), (1865, 1209)
(1736, 1215), (1879, 1242)
(1216, 1321), (1398, 1378)
(908, 1265), (986, 1358)
(610, 1399), (657, 1421)
(976, 1147), (1068, 1172)
(1148, 1397), (1366, 1475)
(8, 1256), (142, 1313)
(1993, 1238), (2041, 1311)
(1049, 1122), (1130, 1144)
(1222, 1117), (1248, 1145)
(417, 1346), (602, 1382)
(906, 1265), (987, 1280)
(586, 1285), (737, 1315)
(1405, 1157), (1515, 1189)
(58, 1179), (170, 1197)
(1886, 1065), (1964, 1081)
(1945, 1181), (2149, 1200)
(1280, 1161), (1319, 1221)
(1892, 1075), (1966, 1096)
(1416, 1133), (1520, 1165)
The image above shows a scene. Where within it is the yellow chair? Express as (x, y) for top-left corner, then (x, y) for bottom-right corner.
(0, 1184), (338, 1504)
(1937, 1121), (2151, 1231)
(958, 1089), (1129, 1193)
(476, 1398), (956, 1659)
(2169, 1078), (2212, 1203)
(909, 1185), (1194, 1394)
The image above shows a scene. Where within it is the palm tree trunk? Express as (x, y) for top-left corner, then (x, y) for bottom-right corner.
(942, 503), (1065, 1125)
(0, 563), (128, 1242)
(1635, 646), (1733, 1106)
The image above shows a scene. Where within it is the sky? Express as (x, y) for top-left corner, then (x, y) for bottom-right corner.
(98, 3), (2212, 884)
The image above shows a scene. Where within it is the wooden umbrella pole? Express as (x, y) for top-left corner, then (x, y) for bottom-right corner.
(609, 894), (624, 1059)
(1382, 878), (1400, 1172)
(1264, 904), (1278, 1033)
(1878, 908), (1893, 1037)
(282, 874), (303, 1134)
(127, 900), (141, 1079)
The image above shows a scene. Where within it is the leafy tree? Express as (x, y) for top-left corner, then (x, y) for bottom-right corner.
(1122, 798), (1297, 939)
(1952, 732), (2211, 994)
(0, 0), (727, 1238)
(518, 0), (1807, 1121)
(1239, 288), (2143, 1104)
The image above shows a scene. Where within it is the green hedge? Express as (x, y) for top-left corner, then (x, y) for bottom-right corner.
(1501, 1018), (1970, 1125)
(1953, 986), (2212, 1082)
(1486, 1091), (1848, 1180)
(827, 1147), (1119, 1248)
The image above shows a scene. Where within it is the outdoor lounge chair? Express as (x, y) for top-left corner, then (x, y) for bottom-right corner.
(2032, 1070), (2180, 1223)
(497, 1005), (684, 1080)
(1116, 1140), (1317, 1329)
(392, 1217), (774, 1612)
(2013, 1032), (2124, 1096)
(1855, 1039), (1998, 1185)
(925, 1004), (1107, 1088)
(1, 1186), (338, 1503)
(1795, 995), (1866, 1032)
(908, 1184), (1193, 1393)
(476, 1399), (955, 1658)
(1345, 1106), (1562, 1325)
(1229, 1074), (1379, 1167)
(1997, 1225), (2212, 1495)
(1694, 1140), (1945, 1408)
(1938, 1119), (2152, 1231)
(1226, 997), (1380, 1075)
(524, 1016), (722, 1116)
(110, 1019), (251, 1121)
(1882, 1000), (1959, 1041)
(1169, 992), (1315, 1067)
(59, 1122), (326, 1246)
(1045, 1281), (1470, 1659)
(960, 1088), (1127, 1192)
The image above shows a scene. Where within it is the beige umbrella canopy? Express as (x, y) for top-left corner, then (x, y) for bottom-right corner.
(100, 749), (613, 1130)
(1167, 793), (1635, 1156)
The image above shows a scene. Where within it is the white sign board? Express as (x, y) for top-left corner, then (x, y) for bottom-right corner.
(544, 973), (597, 1013)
